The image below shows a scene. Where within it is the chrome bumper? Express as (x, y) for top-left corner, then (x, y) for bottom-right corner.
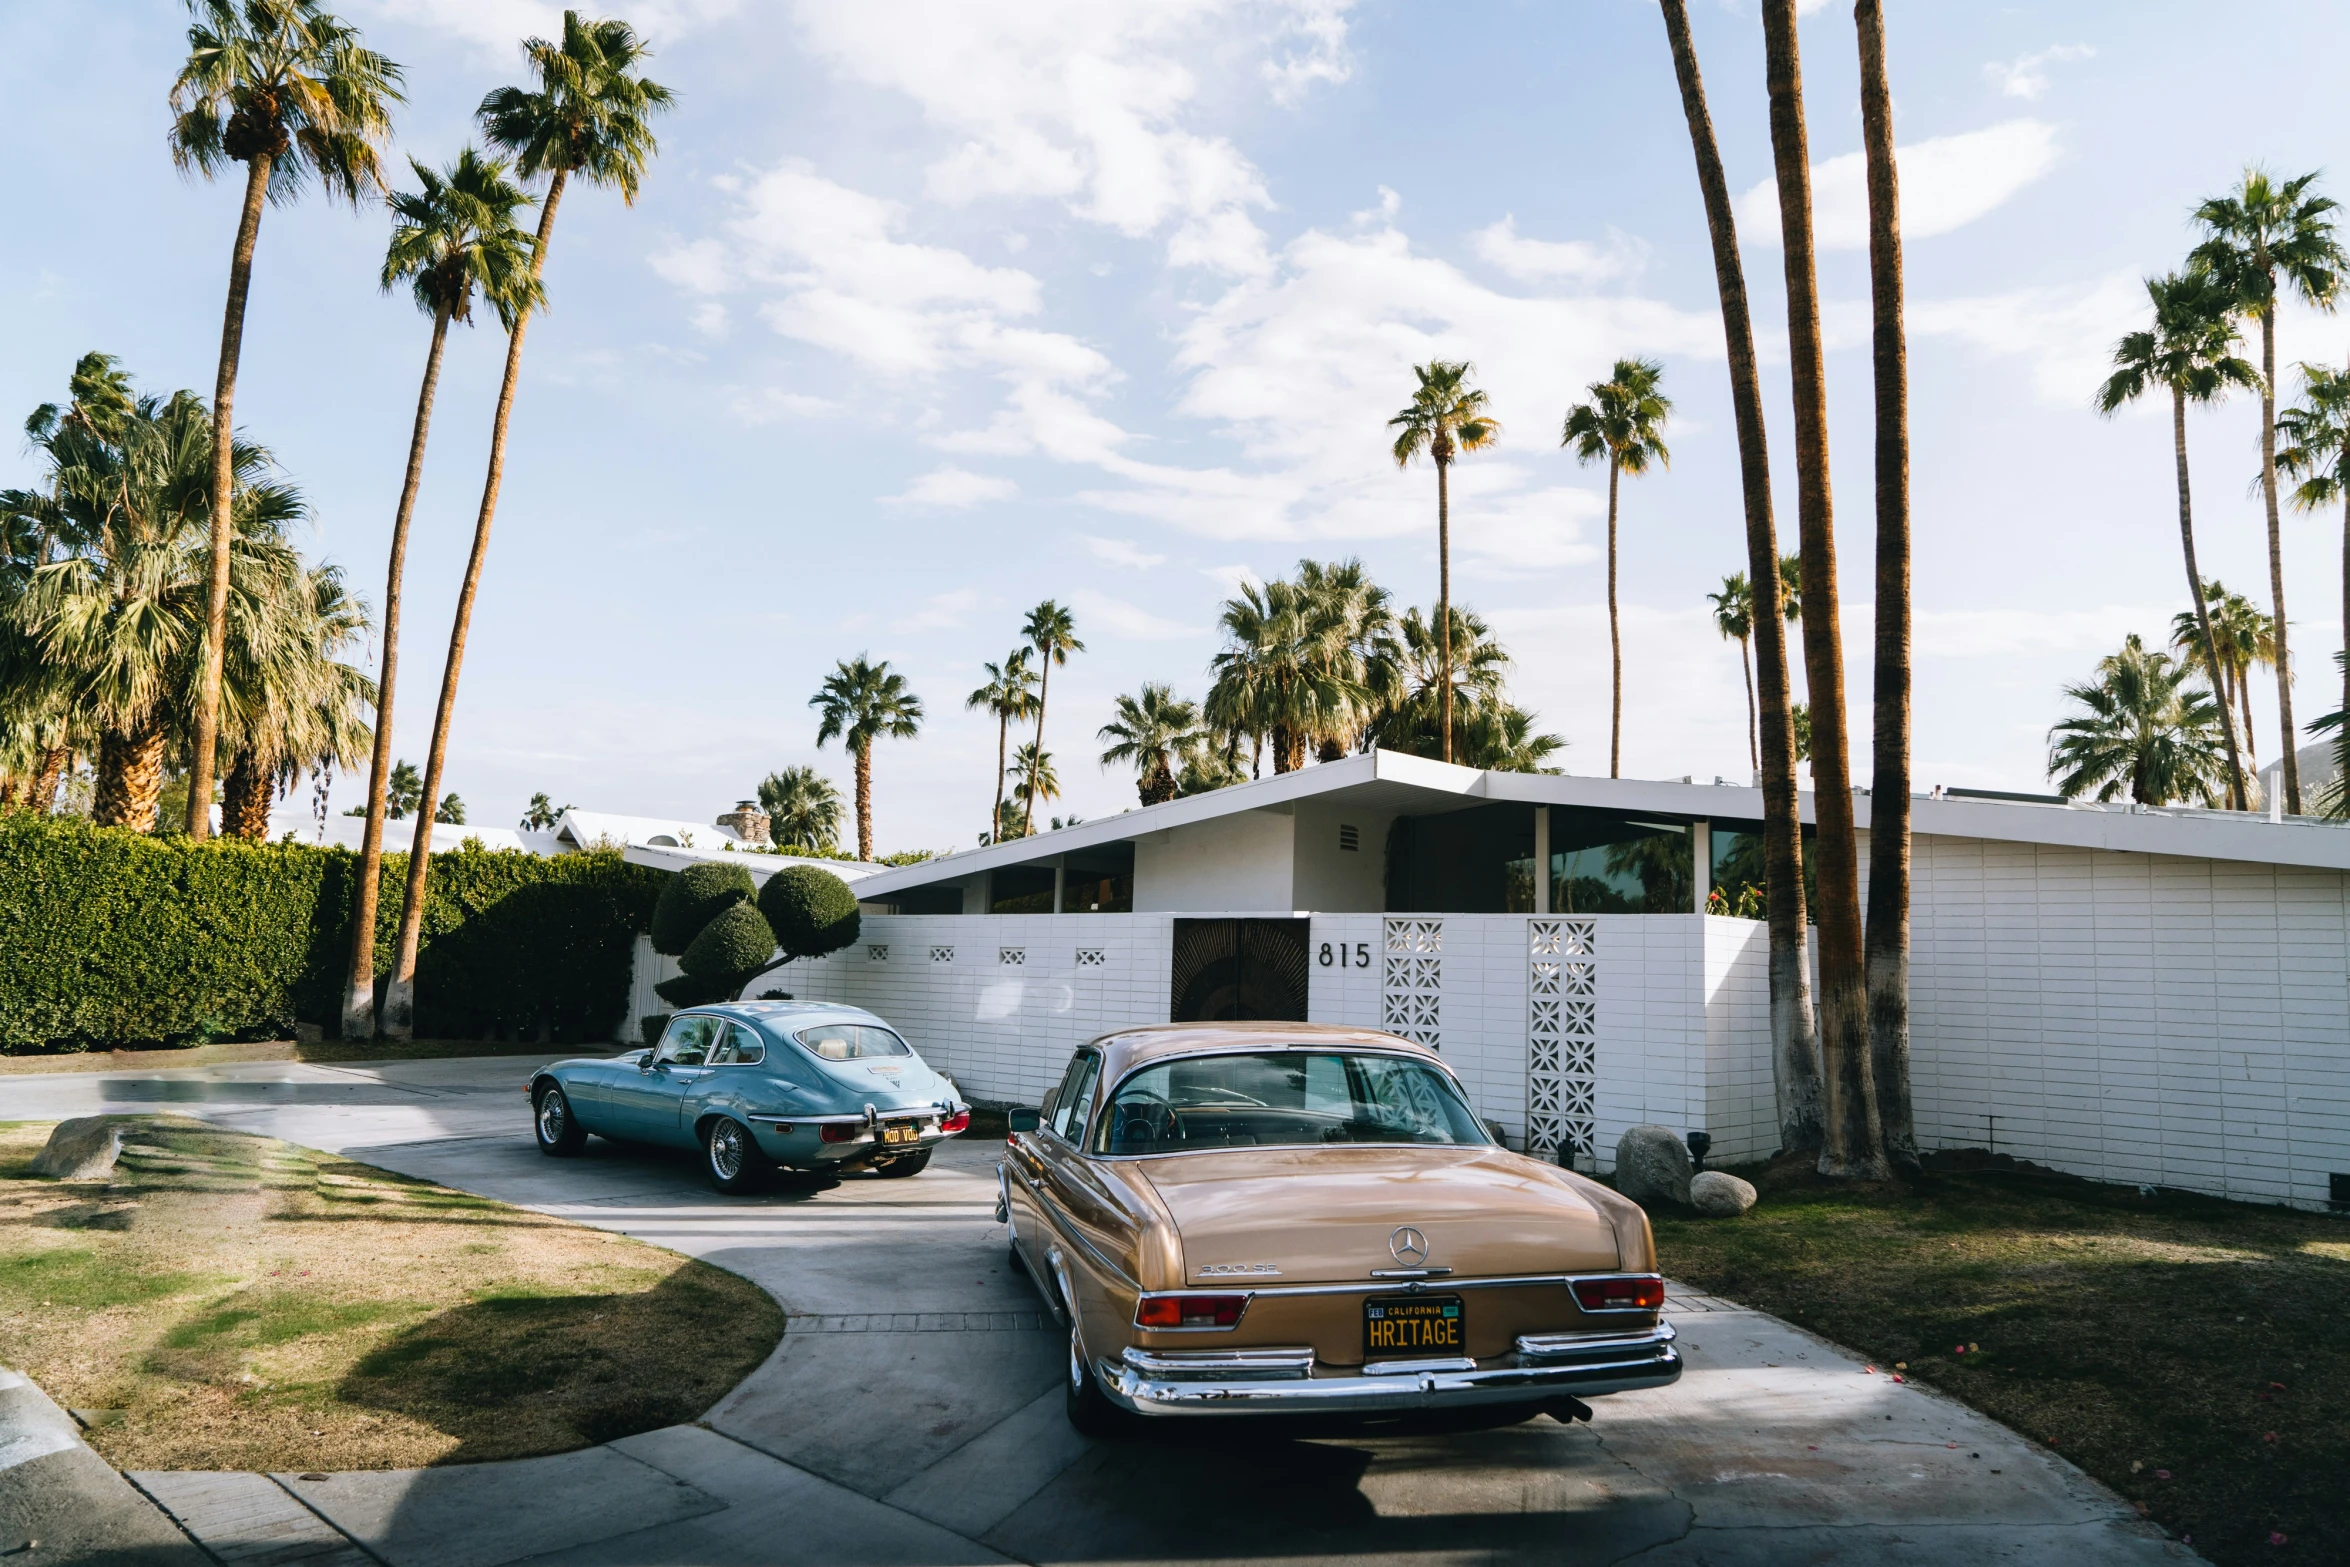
(1103, 1324), (1680, 1416)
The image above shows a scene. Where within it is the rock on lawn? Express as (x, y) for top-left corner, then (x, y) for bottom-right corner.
(1690, 1170), (1758, 1217)
(29, 1117), (130, 1181)
(1615, 1124), (1692, 1208)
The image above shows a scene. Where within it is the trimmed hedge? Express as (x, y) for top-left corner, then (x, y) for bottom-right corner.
(649, 862), (754, 956)
(758, 864), (860, 961)
(0, 813), (664, 1053)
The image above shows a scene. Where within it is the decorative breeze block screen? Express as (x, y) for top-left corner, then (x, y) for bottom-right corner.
(1382, 917), (1443, 1049)
(867, 945), (889, 962)
(929, 946), (955, 964)
(1075, 949), (1107, 967)
(998, 947), (1026, 966)
(1526, 918), (1598, 1163)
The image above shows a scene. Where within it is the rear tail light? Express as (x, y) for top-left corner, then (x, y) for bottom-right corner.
(1134, 1294), (1247, 1329)
(819, 1123), (858, 1143)
(1572, 1275), (1665, 1312)
(940, 1109), (971, 1134)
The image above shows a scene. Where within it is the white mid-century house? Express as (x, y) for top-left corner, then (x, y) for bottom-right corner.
(618, 749), (2349, 1213)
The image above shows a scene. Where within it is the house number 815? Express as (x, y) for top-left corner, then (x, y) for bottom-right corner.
(1318, 942), (1372, 967)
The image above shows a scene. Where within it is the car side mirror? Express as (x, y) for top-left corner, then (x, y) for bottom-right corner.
(639, 1052), (659, 1072)
(1007, 1107), (1041, 1134)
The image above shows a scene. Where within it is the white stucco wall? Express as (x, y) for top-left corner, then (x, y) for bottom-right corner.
(1133, 811), (1296, 912)
(1290, 799), (1392, 913)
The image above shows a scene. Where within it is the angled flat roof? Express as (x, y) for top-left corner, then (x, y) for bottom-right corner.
(847, 749), (2350, 900)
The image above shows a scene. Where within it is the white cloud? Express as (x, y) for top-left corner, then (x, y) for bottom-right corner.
(885, 466), (1019, 509)
(1914, 603), (2160, 659)
(1082, 536), (1169, 570)
(360, 0), (738, 52)
(1986, 44), (2095, 101)
(1910, 267), (2145, 402)
(728, 387), (843, 424)
(1470, 217), (1647, 285)
(1736, 120), (2061, 251)
(891, 587), (983, 631)
(1069, 588), (1205, 641)
(786, 1), (1354, 274)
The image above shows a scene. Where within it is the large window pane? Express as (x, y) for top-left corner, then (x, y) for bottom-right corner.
(1098, 1051), (1490, 1154)
(990, 864), (1056, 913)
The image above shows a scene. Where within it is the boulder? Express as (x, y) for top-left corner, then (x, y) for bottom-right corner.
(29, 1117), (128, 1181)
(1614, 1124), (1692, 1208)
(1690, 1169), (1759, 1217)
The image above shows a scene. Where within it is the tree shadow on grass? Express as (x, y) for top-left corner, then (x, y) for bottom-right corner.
(334, 1262), (784, 1465)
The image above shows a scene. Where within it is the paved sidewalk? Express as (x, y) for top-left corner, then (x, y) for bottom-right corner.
(10, 1055), (2199, 1565)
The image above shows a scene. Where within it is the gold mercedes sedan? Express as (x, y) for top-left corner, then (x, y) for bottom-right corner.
(997, 1022), (1681, 1434)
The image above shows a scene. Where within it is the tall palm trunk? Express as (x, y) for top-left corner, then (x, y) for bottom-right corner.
(1739, 633), (1758, 776)
(1436, 450), (1454, 764)
(1659, 0), (1822, 1151)
(991, 708), (1009, 844)
(1762, 0), (1884, 1179)
(188, 152), (277, 840)
(2236, 662), (2255, 772)
(343, 302), (455, 1039)
(93, 723), (168, 830)
(28, 746), (70, 815)
(2255, 309), (2302, 813)
(2174, 387), (2248, 809)
(1606, 451), (1623, 777)
(1856, 0), (1917, 1173)
(853, 741), (873, 862)
(221, 752), (273, 838)
(383, 170), (568, 1038)
(2341, 480), (2349, 785)
(1023, 655), (1059, 837)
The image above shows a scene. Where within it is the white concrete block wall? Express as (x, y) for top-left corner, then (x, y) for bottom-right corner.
(1701, 916), (1777, 1165)
(1909, 833), (2350, 1209)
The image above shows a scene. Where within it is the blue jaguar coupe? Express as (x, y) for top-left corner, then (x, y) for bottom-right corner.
(528, 1001), (969, 1192)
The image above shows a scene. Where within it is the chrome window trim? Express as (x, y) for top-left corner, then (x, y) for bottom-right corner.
(1174, 1272), (1647, 1301)
(1089, 1045), (1495, 1157)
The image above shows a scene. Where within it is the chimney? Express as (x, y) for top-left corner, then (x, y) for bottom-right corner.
(716, 799), (770, 846)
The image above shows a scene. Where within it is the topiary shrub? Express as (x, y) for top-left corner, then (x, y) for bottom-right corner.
(649, 861), (756, 956)
(656, 900), (778, 1007)
(758, 865), (861, 962)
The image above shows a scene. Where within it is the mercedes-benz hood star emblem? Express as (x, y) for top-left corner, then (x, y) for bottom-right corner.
(1389, 1226), (1430, 1266)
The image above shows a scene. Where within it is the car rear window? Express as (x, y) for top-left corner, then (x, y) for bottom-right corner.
(796, 1023), (912, 1060)
(1097, 1051), (1490, 1155)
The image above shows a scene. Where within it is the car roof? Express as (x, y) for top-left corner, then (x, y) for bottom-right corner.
(683, 1000), (892, 1034)
(1080, 1020), (1442, 1088)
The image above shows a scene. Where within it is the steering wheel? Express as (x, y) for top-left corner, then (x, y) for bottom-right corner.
(1109, 1091), (1182, 1151)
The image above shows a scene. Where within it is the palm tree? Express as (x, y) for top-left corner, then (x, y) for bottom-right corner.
(4, 377), (308, 830)
(1099, 683), (1204, 805)
(1206, 578), (1348, 774)
(1295, 557), (1397, 760)
(1364, 604), (1515, 761)
(965, 648), (1038, 844)
(518, 791), (571, 831)
(169, 0), (402, 839)
(1856, 0), (1917, 1172)
(1009, 742), (1059, 826)
(1658, 0), (1822, 1157)
(382, 12), (672, 1037)
(385, 760), (422, 818)
(1388, 362), (1499, 764)
(756, 764), (844, 853)
(1019, 601), (1083, 834)
(1760, 0), (1882, 1179)
(2048, 636), (2228, 806)
(218, 558), (374, 838)
(2191, 170), (2344, 816)
(2170, 582), (2272, 778)
(2307, 653), (2349, 818)
(1708, 573), (1757, 775)
(344, 148), (539, 1039)
(2276, 361), (2350, 802)
(810, 656), (922, 861)
(1562, 358), (1672, 779)
(2095, 270), (2259, 810)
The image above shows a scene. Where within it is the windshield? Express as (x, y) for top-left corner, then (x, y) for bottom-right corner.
(1097, 1050), (1490, 1155)
(796, 1023), (912, 1060)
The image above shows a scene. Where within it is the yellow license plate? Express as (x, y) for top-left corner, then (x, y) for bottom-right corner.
(1365, 1295), (1464, 1358)
(880, 1122), (919, 1145)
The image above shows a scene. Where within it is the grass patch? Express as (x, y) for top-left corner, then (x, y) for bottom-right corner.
(0, 1117), (781, 1471)
(1651, 1154), (2350, 1566)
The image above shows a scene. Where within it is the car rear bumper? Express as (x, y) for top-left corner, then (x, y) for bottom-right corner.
(1101, 1323), (1680, 1416)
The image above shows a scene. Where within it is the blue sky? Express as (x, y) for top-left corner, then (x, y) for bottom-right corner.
(6, 1), (2348, 850)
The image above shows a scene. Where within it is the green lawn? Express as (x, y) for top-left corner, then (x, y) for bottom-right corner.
(0, 1118), (781, 1471)
(1651, 1154), (2350, 1566)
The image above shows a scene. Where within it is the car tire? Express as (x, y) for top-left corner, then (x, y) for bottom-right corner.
(1064, 1314), (1131, 1439)
(702, 1117), (772, 1194)
(872, 1148), (933, 1178)
(534, 1084), (587, 1157)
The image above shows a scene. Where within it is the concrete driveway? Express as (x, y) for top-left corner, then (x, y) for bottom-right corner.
(7, 1054), (2195, 1566)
